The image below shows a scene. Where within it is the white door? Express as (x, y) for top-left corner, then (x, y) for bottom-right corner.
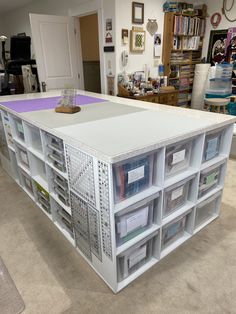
(30, 14), (80, 91)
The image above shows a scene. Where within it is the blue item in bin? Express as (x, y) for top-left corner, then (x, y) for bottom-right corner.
(205, 94), (231, 99)
(228, 102), (236, 116)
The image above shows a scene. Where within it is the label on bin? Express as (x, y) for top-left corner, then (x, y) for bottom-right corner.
(128, 245), (147, 269)
(125, 206), (149, 236)
(20, 151), (28, 165)
(171, 186), (184, 201)
(128, 165), (145, 184)
(206, 137), (218, 160)
(172, 149), (185, 165)
(17, 122), (24, 134)
(206, 172), (217, 186)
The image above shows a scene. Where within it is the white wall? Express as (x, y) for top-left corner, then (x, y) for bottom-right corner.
(203, 0), (236, 58)
(115, 0), (166, 77)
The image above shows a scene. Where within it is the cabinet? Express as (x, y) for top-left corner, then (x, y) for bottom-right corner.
(162, 12), (206, 107)
(0, 91), (235, 293)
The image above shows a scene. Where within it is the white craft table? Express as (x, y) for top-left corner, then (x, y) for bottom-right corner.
(0, 90), (235, 293)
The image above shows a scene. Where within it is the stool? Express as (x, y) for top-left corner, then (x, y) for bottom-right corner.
(204, 98), (230, 114)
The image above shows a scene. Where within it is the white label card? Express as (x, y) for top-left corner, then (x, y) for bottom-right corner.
(172, 149), (186, 165)
(17, 122), (24, 134)
(128, 245), (147, 269)
(126, 206), (149, 234)
(128, 165), (145, 184)
(171, 186), (184, 201)
(206, 137), (218, 160)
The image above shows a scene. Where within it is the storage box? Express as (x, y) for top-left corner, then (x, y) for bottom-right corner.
(195, 193), (221, 229)
(52, 172), (70, 206)
(163, 176), (193, 217)
(162, 214), (187, 249)
(115, 195), (159, 246)
(202, 129), (223, 162)
(54, 202), (74, 238)
(117, 234), (156, 282)
(20, 169), (33, 195)
(113, 153), (154, 203)
(34, 181), (51, 213)
(15, 143), (29, 169)
(165, 139), (192, 178)
(46, 133), (66, 172)
(198, 163), (222, 198)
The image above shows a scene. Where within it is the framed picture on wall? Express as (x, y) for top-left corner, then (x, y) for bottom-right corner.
(132, 2), (144, 24)
(130, 28), (145, 52)
(207, 29), (228, 65)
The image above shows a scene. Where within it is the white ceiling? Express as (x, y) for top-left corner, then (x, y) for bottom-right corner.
(0, 0), (33, 15)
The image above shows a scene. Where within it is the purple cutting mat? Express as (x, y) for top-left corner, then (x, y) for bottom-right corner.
(0, 94), (107, 113)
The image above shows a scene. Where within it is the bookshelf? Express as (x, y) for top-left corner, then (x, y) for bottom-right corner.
(162, 12), (206, 107)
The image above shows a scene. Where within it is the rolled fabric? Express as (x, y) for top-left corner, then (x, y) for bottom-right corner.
(191, 63), (211, 110)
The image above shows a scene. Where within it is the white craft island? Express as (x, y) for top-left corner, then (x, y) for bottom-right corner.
(0, 90), (235, 293)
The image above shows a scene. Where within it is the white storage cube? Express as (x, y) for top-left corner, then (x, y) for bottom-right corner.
(202, 128), (224, 162)
(163, 176), (194, 217)
(195, 193), (221, 229)
(117, 232), (157, 282)
(162, 210), (192, 250)
(165, 139), (192, 178)
(53, 201), (74, 238)
(113, 153), (154, 203)
(198, 163), (223, 198)
(52, 170), (70, 206)
(25, 123), (43, 157)
(115, 194), (160, 246)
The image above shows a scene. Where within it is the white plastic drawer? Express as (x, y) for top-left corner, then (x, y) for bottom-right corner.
(198, 163), (223, 198)
(165, 139), (192, 178)
(163, 176), (194, 217)
(203, 129), (224, 162)
(115, 195), (158, 246)
(55, 202), (74, 237)
(113, 153), (154, 203)
(52, 172), (69, 206)
(117, 233), (156, 282)
(34, 181), (51, 213)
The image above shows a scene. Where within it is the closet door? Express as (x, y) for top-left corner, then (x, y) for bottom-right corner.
(30, 13), (80, 91)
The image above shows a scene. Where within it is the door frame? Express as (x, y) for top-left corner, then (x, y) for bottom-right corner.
(69, 3), (105, 94)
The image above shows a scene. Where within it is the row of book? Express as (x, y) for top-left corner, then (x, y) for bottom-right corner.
(170, 52), (191, 64)
(170, 65), (195, 79)
(173, 36), (202, 50)
(173, 16), (205, 37)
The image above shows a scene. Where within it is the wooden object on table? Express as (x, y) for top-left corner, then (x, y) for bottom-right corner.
(55, 106), (81, 114)
(117, 85), (179, 106)
(162, 12), (206, 107)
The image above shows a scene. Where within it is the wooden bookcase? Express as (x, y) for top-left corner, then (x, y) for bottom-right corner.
(162, 12), (206, 107)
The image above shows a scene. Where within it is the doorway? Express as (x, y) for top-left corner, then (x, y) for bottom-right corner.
(79, 13), (101, 93)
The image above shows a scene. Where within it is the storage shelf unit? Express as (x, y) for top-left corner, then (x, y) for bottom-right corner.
(0, 91), (235, 293)
(162, 12), (206, 107)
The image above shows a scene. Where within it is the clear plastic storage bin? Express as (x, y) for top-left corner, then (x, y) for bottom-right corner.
(46, 133), (66, 172)
(34, 181), (51, 214)
(115, 195), (159, 246)
(195, 194), (221, 229)
(15, 143), (29, 169)
(165, 139), (192, 178)
(203, 129), (224, 162)
(117, 234), (155, 282)
(54, 202), (74, 238)
(163, 176), (193, 217)
(13, 117), (25, 141)
(20, 169), (33, 195)
(162, 214), (187, 250)
(113, 153), (154, 203)
(52, 171), (70, 206)
(198, 163), (222, 198)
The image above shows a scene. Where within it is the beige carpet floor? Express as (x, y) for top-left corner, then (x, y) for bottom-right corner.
(0, 159), (236, 314)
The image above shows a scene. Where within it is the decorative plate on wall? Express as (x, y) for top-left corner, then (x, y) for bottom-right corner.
(146, 19), (158, 36)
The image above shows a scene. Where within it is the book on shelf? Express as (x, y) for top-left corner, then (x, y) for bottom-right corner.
(173, 15), (205, 36)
